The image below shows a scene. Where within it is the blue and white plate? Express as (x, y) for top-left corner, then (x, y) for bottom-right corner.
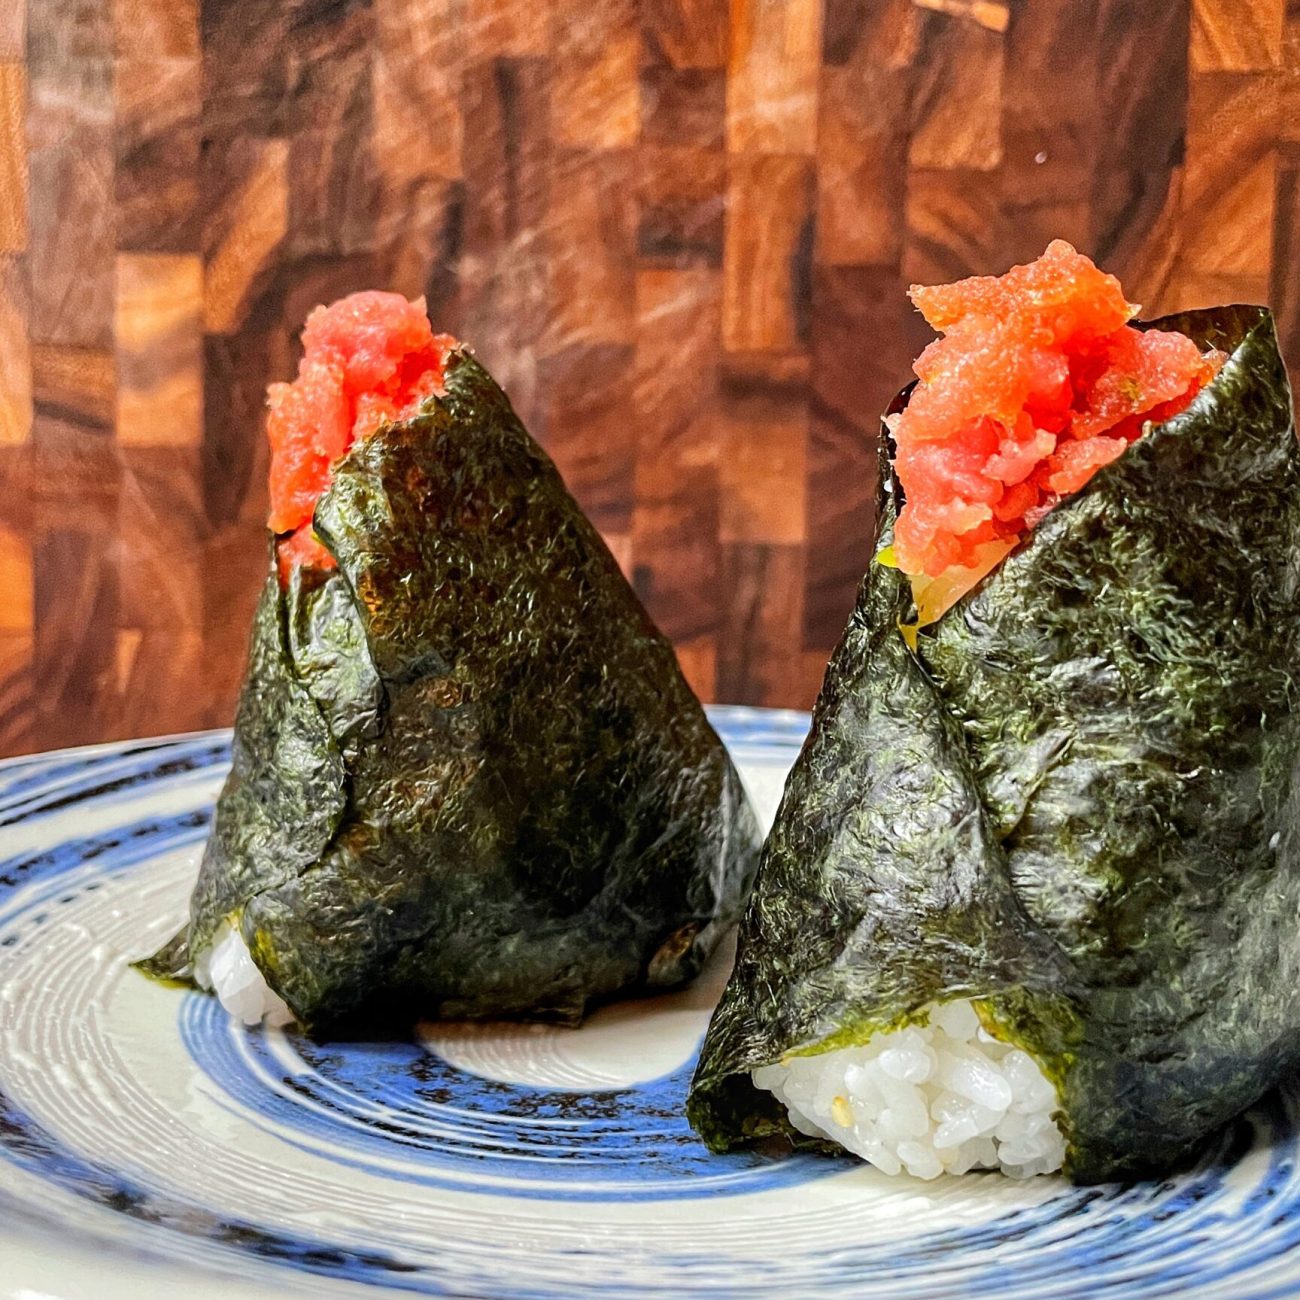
(3, 705), (1300, 1299)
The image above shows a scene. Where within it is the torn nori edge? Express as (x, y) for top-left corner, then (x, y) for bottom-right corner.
(687, 306), (1300, 1182)
(139, 350), (761, 1032)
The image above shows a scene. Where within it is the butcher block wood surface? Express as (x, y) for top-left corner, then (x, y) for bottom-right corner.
(0, 0), (1297, 754)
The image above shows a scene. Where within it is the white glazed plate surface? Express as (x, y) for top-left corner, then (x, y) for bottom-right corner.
(2, 706), (1300, 1299)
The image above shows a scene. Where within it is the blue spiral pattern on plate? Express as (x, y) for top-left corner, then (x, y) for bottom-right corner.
(180, 996), (840, 1201)
(3, 712), (1300, 1297)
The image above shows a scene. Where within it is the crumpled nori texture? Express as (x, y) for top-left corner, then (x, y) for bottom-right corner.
(141, 350), (761, 1031)
(687, 307), (1300, 1182)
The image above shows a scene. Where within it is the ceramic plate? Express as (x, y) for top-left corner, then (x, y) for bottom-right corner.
(3, 706), (1300, 1299)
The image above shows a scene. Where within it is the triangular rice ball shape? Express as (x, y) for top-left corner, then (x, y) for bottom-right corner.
(689, 307), (1300, 1182)
(142, 350), (761, 1031)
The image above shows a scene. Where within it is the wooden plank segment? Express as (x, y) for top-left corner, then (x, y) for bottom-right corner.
(0, 255), (31, 446)
(4, 0), (1300, 752)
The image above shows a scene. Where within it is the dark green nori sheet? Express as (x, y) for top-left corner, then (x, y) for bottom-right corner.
(140, 350), (760, 1031)
(687, 306), (1300, 1182)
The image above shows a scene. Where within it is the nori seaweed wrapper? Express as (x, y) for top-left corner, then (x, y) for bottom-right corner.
(142, 349), (760, 1031)
(688, 306), (1300, 1182)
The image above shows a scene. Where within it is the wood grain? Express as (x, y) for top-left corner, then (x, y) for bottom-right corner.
(4, 0), (1300, 755)
(114, 55), (201, 252)
(0, 64), (27, 253)
(116, 252), (203, 446)
(727, 0), (823, 155)
(1192, 0), (1284, 69)
(0, 256), (31, 445)
(0, 5), (24, 63)
(722, 153), (814, 353)
(113, 0), (198, 59)
(201, 138), (289, 333)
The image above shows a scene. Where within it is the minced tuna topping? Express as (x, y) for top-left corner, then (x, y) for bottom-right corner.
(887, 240), (1223, 624)
(267, 291), (457, 577)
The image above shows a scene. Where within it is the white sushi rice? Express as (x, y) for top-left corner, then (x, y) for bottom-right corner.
(193, 920), (295, 1028)
(752, 998), (1065, 1179)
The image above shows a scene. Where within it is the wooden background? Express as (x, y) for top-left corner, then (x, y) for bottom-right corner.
(0, 0), (1296, 755)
